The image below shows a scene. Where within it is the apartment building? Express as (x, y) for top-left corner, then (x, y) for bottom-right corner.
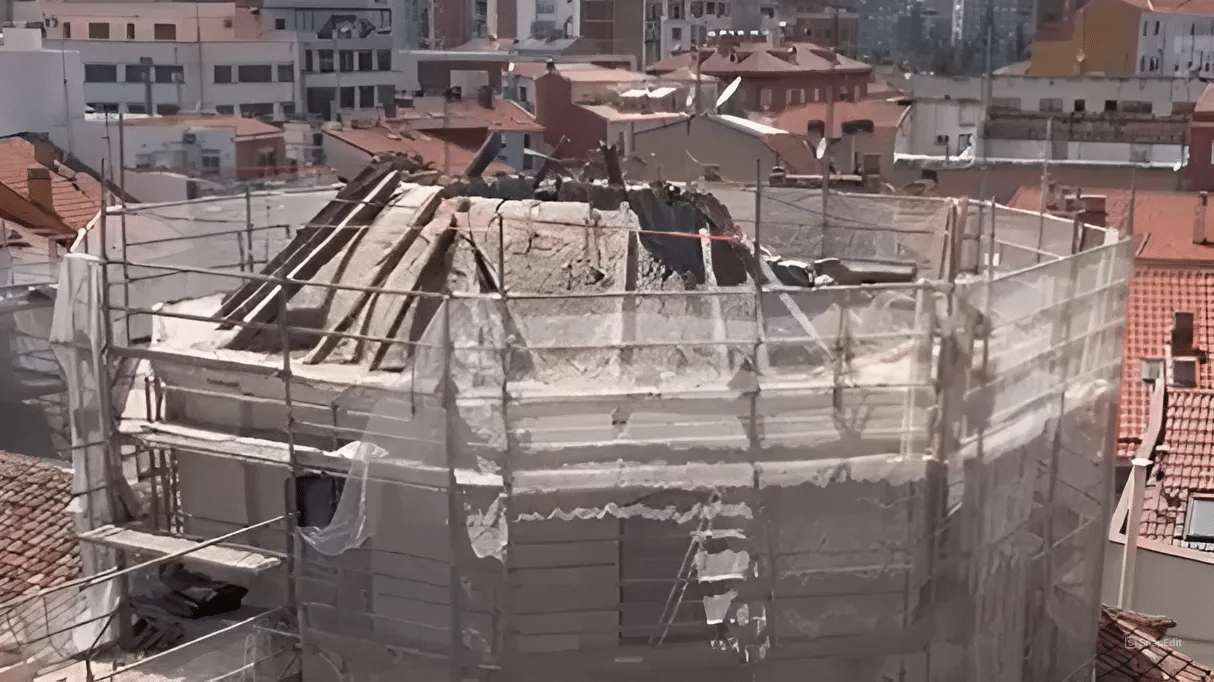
(897, 74), (1208, 165)
(1029, 0), (1214, 77)
(12, 0), (301, 117)
(656, 0), (781, 60)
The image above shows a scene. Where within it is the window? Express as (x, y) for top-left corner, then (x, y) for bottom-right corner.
(305, 51), (314, 72)
(63, 22), (71, 38)
(523, 134), (533, 170)
(358, 50), (373, 71)
(672, 26), (682, 41)
(358, 85), (375, 107)
(277, 64), (294, 82)
(126, 103), (147, 114)
(275, 17), (286, 29)
(126, 23), (135, 39)
(156, 103), (180, 115)
(223, 18), (233, 28)
(201, 150), (221, 176)
(319, 50), (335, 72)
(237, 64), (273, 83)
(760, 88), (772, 110)
(155, 65), (184, 83)
(339, 50), (354, 72)
(1185, 498), (1214, 541)
(154, 23), (176, 40)
(281, 102), (296, 116)
(241, 102), (275, 117)
(1073, 99), (1085, 112)
(295, 473), (346, 528)
(1155, 20), (1160, 34)
(1173, 358), (1197, 387)
(215, 104), (235, 115)
(1139, 56), (1145, 71)
(519, 85), (528, 101)
(340, 86), (355, 108)
(258, 146), (278, 168)
(84, 64), (118, 82)
(1143, 21), (1148, 35)
(124, 64), (150, 83)
(376, 49), (391, 71)
(88, 22), (110, 39)
(214, 65), (232, 83)
(1038, 97), (1063, 112)
(537, 0), (556, 12)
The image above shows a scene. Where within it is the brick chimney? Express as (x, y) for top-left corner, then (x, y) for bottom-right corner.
(25, 166), (54, 215)
(1078, 194), (1107, 227)
(1195, 191), (1209, 245)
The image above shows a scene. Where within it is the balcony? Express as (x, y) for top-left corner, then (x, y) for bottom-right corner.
(983, 111), (1188, 145)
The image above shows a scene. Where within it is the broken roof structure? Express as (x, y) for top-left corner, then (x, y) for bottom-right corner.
(24, 157), (1135, 682)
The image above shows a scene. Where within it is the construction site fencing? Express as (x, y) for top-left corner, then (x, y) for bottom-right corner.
(17, 186), (1133, 682)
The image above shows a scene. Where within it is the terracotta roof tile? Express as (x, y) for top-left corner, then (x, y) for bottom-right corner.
(121, 115), (284, 138)
(1008, 186), (1214, 263)
(1098, 605), (1214, 681)
(0, 137), (102, 236)
(393, 96), (545, 133)
(0, 451), (79, 605)
(769, 98), (907, 137)
(1141, 388), (1214, 547)
(323, 126), (515, 175)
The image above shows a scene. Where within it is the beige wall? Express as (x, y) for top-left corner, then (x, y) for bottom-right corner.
(1105, 534), (1214, 666)
(632, 117), (779, 183)
(1028, 0), (1142, 76)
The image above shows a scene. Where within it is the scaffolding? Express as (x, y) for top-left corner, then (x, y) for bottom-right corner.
(8, 174), (1133, 682)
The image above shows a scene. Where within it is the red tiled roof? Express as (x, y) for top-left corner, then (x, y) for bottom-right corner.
(122, 115), (284, 139)
(1098, 605), (1214, 681)
(0, 137), (102, 236)
(1141, 388), (1214, 545)
(770, 98), (907, 137)
(698, 42), (870, 77)
(324, 126), (515, 175)
(0, 452), (79, 605)
(1007, 186), (1214, 263)
(1118, 267), (1214, 452)
(393, 97), (545, 133)
(646, 51), (702, 75)
(1197, 83), (1214, 114)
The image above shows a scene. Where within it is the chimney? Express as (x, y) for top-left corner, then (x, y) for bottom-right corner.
(1079, 194), (1107, 227)
(1172, 311), (1195, 356)
(545, 59), (557, 73)
(1196, 191), (1209, 245)
(25, 166), (54, 215)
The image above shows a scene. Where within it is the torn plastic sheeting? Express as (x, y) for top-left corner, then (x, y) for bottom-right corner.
(511, 462), (754, 493)
(465, 493), (508, 560)
(757, 454), (930, 488)
(514, 500), (753, 523)
(703, 590), (738, 625)
(695, 548), (751, 582)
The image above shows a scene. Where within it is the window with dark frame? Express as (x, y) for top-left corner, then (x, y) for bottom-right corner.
(156, 103), (180, 115)
(155, 65), (184, 83)
(84, 64), (119, 82)
(275, 17), (286, 29)
(88, 22), (110, 39)
(124, 64), (150, 83)
(319, 50), (335, 72)
(277, 64), (294, 82)
(63, 22), (71, 38)
(237, 64), (273, 83)
(339, 50), (355, 72)
(214, 65), (232, 83)
(126, 103), (147, 114)
(340, 86), (355, 108)
(358, 50), (373, 71)
(358, 85), (375, 107)
(376, 49), (391, 71)
(1186, 498), (1214, 541)
(304, 51), (314, 72)
(153, 23), (177, 40)
(126, 23), (135, 39)
(215, 104), (235, 115)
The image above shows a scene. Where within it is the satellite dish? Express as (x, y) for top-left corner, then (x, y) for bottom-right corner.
(715, 77), (742, 111)
(814, 137), (828, 160)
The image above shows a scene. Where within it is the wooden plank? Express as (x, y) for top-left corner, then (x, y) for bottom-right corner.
(302, 187), (443, 365)
(78, 525), (280, 574)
